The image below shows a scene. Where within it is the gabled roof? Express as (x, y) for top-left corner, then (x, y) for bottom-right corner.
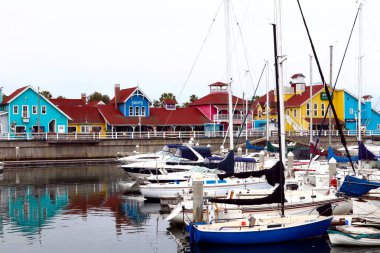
(1, 86), (72, 120)
(284, 84), (324, 107)
(87, 100), (105, 107)
(162, 99), (177, 105)
(290, 73), (305, 79)
(98, 105), (211, 126)
(189, 93), (244, 107)
(109, 86), (152, 104)
(59, 106), (104, 124)
(1, 86), (29, 105)
(50, 98), (84, 107)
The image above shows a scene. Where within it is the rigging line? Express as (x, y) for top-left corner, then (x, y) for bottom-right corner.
(221, 88), (241, 148)
(234, 62), (267, 148)
(297, 0), (356, 174)
(159, 1), (224, 131)
(230, 2), (256, 93)
(309, 5), (359, 168)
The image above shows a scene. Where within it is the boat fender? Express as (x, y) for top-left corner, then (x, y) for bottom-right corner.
(330, 177), (338, 189)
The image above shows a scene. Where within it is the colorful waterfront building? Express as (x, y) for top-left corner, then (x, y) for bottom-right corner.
(0, 86), (71, 134)
(51, 93), (107, 134)
(99, 84), (210, 132)
(189, 82), (252, 132)
(253, 73), (380, 133)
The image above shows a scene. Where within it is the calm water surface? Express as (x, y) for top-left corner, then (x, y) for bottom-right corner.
(0, 165), (375, 253)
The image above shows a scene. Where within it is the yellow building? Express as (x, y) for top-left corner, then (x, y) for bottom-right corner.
(253, 73), (345, 132)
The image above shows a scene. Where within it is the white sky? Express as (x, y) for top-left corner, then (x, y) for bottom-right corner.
(0, 0), (379, 108)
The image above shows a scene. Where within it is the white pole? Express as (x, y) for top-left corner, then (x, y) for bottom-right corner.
(358, 2), (363, 170)
(225, 0), (234, 151)
(266, 61), (270, 143)
(309, 55), (313, 159)
(274, 0), (286, 163)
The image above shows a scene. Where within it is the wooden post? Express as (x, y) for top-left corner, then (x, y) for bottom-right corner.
(288, 151), (294, 177)
(192, 176), (204, 222)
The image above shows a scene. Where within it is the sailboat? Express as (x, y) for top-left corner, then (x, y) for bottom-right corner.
(186, 21), (333, 245)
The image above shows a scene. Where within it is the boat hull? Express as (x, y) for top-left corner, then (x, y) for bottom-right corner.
(328, 230), (380, 246)
(189, 216), (333, 245)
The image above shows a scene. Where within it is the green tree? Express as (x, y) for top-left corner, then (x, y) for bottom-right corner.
(159, 93), (176, 103)
(88, 91), (110, 104)
(57, 95), (66, 99)
(189, 94), (198, 103)
(152, 99), (161, 107)
(40, 90), (53, 99)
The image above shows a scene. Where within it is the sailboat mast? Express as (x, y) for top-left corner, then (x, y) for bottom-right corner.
(358, 2), (363, 170)
(273, 23), (285, 217)
(309, 55), (313, 159)
(274, 0), (286, 164)
(266, 61), (270, 144)
(224, 0), (234, 151)
(329, 45), (333, 146)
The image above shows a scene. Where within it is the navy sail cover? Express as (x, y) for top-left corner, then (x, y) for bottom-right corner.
(338, 175), (380, 197)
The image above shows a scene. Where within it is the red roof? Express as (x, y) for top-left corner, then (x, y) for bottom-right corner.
(285, 85), (324, 107)
(290, 73), (305, 79)
(304, 117), (344, 125)
(87, 100), (104, 107)
(109, 87), (137, 104)
(1, 86), (28, 105)
(189, 93), (244, 107)
(59, 106), (104, 124)
(98, 105), (211, 126)
(163, 99), (177, 105)
(50, 98), (84, 107)
(208, 82), (228, 87)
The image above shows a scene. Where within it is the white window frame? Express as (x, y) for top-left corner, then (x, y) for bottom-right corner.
(81, 125), (91, 133)
(349, 108), (354, 114)
(321, 103), (325, 117)
(41, 106), (47, 114)
(22, 105), (29, 118)
(135, 106), (140, 116)
(129, 106), (134, 116)
(32, 105), (37, 114)
(13, 105), (19, 114)
(313, 103), (318, 117)
(141, 106), (146, 116)
(306, 103), (310, 117)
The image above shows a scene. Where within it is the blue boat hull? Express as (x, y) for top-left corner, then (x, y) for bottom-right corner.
(189, 217), (333, 245)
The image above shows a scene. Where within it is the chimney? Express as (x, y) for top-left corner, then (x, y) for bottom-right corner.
(115, 84), (120, 109)
(81, 93), (86, 106)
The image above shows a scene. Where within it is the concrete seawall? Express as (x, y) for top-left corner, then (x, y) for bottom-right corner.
(0, 138), (226, 161)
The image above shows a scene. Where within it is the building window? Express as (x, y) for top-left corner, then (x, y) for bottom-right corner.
(22, 105), (29, 118)
(32, 105), (37, 114)
(41, 106), (46, 114)
(349, 108), (354, 114)
(321, 103), (325, 117)
(377, 124), (380, 131)
(306, 103), (310, 117)
(135, 106), (140, 116)
(286, 109), (290, 116)
(314, 103), (318, 117)
(129, 106), (133, 116)
(13, 105), (18, 114)
(258, 110), (262, 118)
(92, 126), (101, 132)
(68, 126), (77, 133)
(81, 126), (91, 133)
(293, 109), (297, 117)
(141, 106), (146, 116)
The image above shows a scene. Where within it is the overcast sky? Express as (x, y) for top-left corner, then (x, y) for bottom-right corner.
(0, 0), (379, 108)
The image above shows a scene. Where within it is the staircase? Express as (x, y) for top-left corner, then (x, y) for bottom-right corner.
(285, 115), (306, 131)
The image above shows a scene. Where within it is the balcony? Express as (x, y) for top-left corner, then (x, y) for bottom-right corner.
(213, 114), (252, 122)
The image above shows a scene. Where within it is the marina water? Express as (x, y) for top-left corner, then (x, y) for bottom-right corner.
(0, 165), (373, 252)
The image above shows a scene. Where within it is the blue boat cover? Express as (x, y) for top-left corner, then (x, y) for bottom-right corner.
(245, 140), (265, 151)
(217, 151), (235, 176)
(327, 147), (359, 163)
(338, 175), (380, 197)
(175, 146), (212, 161)
(358, 142), (378, 161)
